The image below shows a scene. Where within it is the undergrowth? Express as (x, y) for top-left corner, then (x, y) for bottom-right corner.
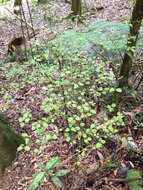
(2, 43), (124, 159)
(0, 21), (130, 160)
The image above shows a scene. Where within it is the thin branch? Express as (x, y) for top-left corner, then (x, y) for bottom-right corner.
(135, 74), (143, 89)
(107, 177), (143, 183)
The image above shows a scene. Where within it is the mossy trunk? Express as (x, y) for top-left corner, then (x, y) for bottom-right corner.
(0, 113), (24, 177)
(71, 0), (82, 16)
(119, 0), (143, 87)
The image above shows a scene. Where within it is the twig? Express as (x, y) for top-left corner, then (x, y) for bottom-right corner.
(107, 177), (143, 183)
(135, 74), (143, 89)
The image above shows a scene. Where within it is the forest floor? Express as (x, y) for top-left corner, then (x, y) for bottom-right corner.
(0, 0), (143, 190)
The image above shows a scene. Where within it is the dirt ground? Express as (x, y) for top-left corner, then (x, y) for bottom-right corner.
(1, 0), (143, 190)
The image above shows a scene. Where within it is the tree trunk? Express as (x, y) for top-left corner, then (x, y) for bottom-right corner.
(14, 0), (22, 6)
(71, 0), (82, 16)
(13, 0), (22, 15)
(119, 0), (143, 87)
(0, 113), (24, 177)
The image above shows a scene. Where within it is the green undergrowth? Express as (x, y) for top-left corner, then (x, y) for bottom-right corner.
(16, 46), (124, 158)
(52, 19), (143, 61)
(0, 19), (132, 159)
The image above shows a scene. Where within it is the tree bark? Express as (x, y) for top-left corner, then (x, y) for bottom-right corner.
(71, 0), (82, 16)
(14, 0), (22, 6)
(119, 0), (143, 87)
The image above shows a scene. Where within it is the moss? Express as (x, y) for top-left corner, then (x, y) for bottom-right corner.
(0, 113), (24, 177)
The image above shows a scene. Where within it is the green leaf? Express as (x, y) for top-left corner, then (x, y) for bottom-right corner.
(90, 109), (96, 114)
(95, 143), (102, 149)
(37, 163), (46, 171)
(75, 116), (80, 121)
(52, 134), (57, 139)
(46, 135), (52, 141)
(109, 88), (115, 92)
(19, 117), (24, 122)
(30, 172), (45, 190)
(45, 157), (61, 171)
(111, 103), (116, 108)
(23, 112), (29, 118)
(116, 88), (122, 93)
(21, 133), (28, 137)
(68, 117), (73, 122)
(121, 137), (126, 142)
(127, 136), (133, 141)
(20, 122), (25, 127)
(55, 169), (69, 177)
(51, 176), (62, 187)
(36, 139), (40, 143)
(66, 136), (71, 142)
(17, 144), (24, 151)
(34, 148), (39, 153)
(25, 146), (30, 151)
(106, 162), (119, 168)
(40, 146), (45, 151)
(25, 118), (30, 123)
(30, 182), (39, 190)
(76, 161), (80, 166)
(25, 138), (29, 144)
(74, 84), (78, 89)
